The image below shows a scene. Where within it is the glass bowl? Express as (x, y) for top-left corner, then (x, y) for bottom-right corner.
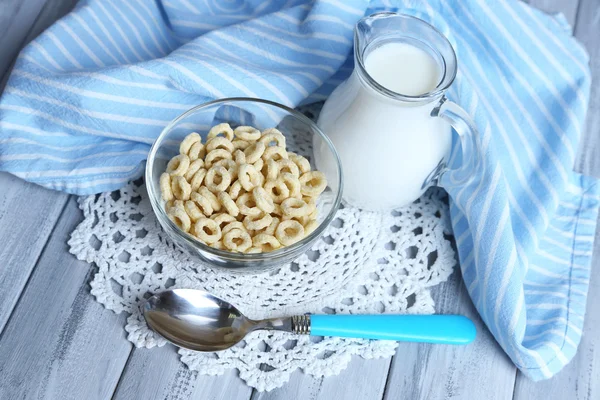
(146, 98), (343, 273)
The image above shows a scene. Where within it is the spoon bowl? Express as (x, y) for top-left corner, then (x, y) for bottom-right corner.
(143, 289), (250, 351)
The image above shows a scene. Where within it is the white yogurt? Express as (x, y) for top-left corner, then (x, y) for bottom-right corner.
(316, 42), (452, 211)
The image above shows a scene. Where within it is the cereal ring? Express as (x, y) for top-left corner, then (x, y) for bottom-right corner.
(188, 141), (205, 161)
(289, 153), (311, 174)
(299, 171), (327, 197)
(281, 197), (309, 218)
(165, 199), (184, 213)
(217, 191), (240, 217)
(275, 219), (305, 246)
(238, 164), (262, 191)
(166, 154), (190, 176)
(236, 193), (262, 216)
(205, 165), (232, 193)
(212, 241), (225, 250)
(262, 146), (288, 162)
(279, 172), (301, 198)
(259, 128), (286, 147)
(305, 197), (317, 214)
(184, 159), (204, 181)
(180, 132), (201, 155)
(199, 186), (221, 212)
(233, 149), (246, 164)
(222, 221), (246, 235)
(264, 179), (290, 203)
(266, 159), (279, 181)
(251, 186), (274, 213)
(205, 149), (232, 168)
(245, 246), (262, 254)
(232, 139), (251, 150)
(253, 157), (264, 173)
(208, 123), (234, 141)
(228, 180), (244, 200)
(271, 203), (283, 216)
(206, 136), (234, 153)
(171, 175), (192, 200)
(190, 168), (207, 191)
(252, 233), (281, 252)
(190, 192), (213, 216)
(277, 159), (300, 177)
(243, 141), (266, 164)
(192, 218), (222, 243)
(223, 229), (252, 252)
(184, 200), (204, 222)
(243, 212), (273, 231)
(304, 219), (319, 235)
(262, 217), (280, 235)
(211, 212), (237, 228)
(159, 173), (173, 201)
(167, 205), (191, 232)
(234, 126), (261, 141)
(213, 158), (238, 180)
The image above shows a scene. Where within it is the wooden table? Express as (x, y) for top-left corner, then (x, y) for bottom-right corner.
(0, 1), (598, 399)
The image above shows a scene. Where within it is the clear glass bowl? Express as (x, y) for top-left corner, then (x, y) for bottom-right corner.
(146, 98), (343, 273)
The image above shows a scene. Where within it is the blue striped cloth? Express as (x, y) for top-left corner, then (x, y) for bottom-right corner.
(1, 0), (598, 380)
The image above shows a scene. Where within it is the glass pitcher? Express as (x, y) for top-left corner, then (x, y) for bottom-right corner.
(315, 12), (480, 211)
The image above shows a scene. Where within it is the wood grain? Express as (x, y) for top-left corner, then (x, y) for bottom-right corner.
(253, 357), (392, 400)
(572, 0), (600, 178)
(383, 272), (517, 400)
(0, 0), (79, 92)
(0, 0), (46, 79)
(526, 0), (581, 27)
(0, 173), (68, 334)
(0, 0), (79, 337)
(513, 213), (600, 400)
(0, 198), (133, 400)
(113, 344), (253, 400)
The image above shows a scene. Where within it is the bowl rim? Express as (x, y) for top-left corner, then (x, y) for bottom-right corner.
(145, 97), (344, 263)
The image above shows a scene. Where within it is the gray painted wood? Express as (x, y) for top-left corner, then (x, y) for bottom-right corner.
(0, 198), (133, 400)
(572, 0), (600, 178)
(0, 173), (68, 333)
(253, 357), (392, 400)
(0, 0), (79, 92)
(527, 0), (581, 27)
(0, 0), (79, 335)
(0, 0), (47, 79)
(513, 213), (600, 400)
(383, 272), (517, 400)
(113, 343), (253, 400)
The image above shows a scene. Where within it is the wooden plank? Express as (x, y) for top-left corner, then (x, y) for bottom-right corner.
(513, 214), (600, 400)
(383, 272), (517, 400)
(573, 0), (600, 178)
(0, 0), (77, 336)
(0, 0), (79, 93)
(526, 0), (580, 27)
(0, 173), (69, 334)
(113, 344), (253, 400)
(253, 357), (391, 400)
(0, 0), (47, 79)
(0, 198), (133, 399)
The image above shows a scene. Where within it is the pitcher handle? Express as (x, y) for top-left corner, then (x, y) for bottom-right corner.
(431, 96), (481, 185)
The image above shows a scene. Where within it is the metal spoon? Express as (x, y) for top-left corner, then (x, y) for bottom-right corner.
(142, 289), (476, 351)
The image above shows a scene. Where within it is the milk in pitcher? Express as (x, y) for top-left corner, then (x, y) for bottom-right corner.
(316, 41), (452, 211)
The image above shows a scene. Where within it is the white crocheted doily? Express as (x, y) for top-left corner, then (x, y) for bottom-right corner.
(68, 106), (457, 392)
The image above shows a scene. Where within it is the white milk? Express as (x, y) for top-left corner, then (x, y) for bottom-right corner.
(315, 42), (452, 211)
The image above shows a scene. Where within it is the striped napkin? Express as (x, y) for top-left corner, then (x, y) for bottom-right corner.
(0, 0), (598, 380)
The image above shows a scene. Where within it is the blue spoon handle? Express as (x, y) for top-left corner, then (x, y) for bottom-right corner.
(309, 314), (476, 345)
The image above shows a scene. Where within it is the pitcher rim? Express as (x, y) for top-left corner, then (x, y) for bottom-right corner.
(354, 12), (458, 103)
